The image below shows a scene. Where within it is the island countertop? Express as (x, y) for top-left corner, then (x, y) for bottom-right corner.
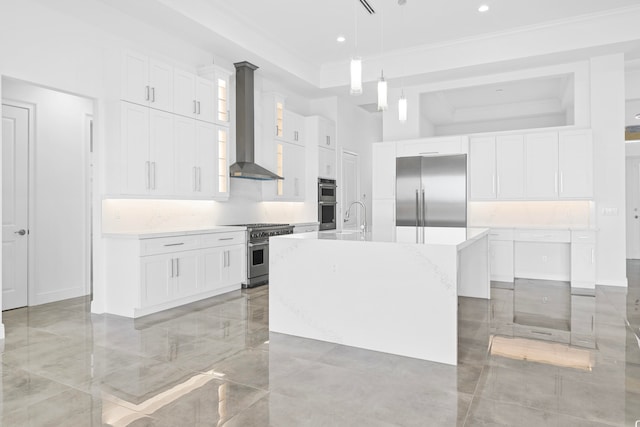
(281, 226), (490, 249)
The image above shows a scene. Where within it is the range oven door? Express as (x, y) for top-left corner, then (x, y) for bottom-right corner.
(318, 201), (337, 230)
(248, 239), (269, 279)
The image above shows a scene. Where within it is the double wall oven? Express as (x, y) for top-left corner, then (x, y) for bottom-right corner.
(240, 223), (294, 288)
(318, 178), (337, 230)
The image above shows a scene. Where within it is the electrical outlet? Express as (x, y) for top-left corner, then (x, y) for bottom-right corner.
(602, 207), (619, 216)
(542, 255), (548, 263)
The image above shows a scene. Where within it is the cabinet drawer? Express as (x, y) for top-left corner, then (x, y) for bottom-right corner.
(571, 230), (595, 243)
(201, 231), (246, 248)
(514, 229), (570, 243)
(489, 228), (514, 241)
(140, 235), (200, 256)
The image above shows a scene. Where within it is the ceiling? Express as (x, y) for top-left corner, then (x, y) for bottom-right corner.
(200, 0), (640, 66)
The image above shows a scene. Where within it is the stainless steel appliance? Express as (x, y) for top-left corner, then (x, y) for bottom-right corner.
(396, 154), (467, 242)
(235, 223), (294, 288)
(318, 178), (337, 230)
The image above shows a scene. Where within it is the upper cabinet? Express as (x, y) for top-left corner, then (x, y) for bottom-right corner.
(372, 142), (397, 200)
(262, 140), (305, 201)
(122, 51), (173, 112)
(525, 132), (559, 199)
(284, 110), (305, 145)
(308, 116), (337, 179)
(264, 92), (305, 145)
(173, 65), (231, 125)
(469, 129), (593, 201)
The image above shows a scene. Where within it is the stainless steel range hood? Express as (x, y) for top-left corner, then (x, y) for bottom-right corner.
(229, 61), (283, 181)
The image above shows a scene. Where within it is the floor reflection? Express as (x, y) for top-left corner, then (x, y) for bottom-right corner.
(0, 264), (638, 426)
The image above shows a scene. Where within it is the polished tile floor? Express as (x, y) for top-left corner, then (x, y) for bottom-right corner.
(1, 264), (639, 426)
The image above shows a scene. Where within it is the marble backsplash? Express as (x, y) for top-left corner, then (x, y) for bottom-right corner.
(101, 179), (317, 233)
(468, 201), (593, 228)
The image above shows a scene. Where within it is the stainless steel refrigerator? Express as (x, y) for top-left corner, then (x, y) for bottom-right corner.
(396, 154), (467, 242)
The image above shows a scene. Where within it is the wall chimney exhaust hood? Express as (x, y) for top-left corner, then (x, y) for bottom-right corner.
(229, 61), (283, 181)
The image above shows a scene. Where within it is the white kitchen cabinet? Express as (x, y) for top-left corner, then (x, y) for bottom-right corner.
(559, 130), (593, 199)
(120, 101), (174, 195)
(173, 69), (216, 123)
(525, 132), (558, 199)
(514, 228), (571, 281)
(469, 136), (496, 200)
(489, 229), (514, 282)
(263, 140), (305, 201)
(263, 92), (286, 139)
(284, 110), (305, 145)
(318, 146), (336, 179)
(396, 136), (467, 158)
(570, 230), (596, 293)
(214, 68), (231, 124)
(141, 255), (172, 308)
(202, 245), (244, 292)
(318, 117), (336, 150)
(372, 142), (397, 200)
(122, 51), (173, 112)
(372, 199), (396, 242)
(105, 230), (246, 317)
(496, 135), (525, 199)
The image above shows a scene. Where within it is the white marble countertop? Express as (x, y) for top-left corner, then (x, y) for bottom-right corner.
(103, 226), (247, 239)
(291, 222), (320, 227)
(279, 227), (490, 248)
(471, 224), (598, 231)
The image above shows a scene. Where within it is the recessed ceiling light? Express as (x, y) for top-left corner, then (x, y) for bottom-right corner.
(337, 35), (346, 43)
(478, 4), (490, 12)
(635, 113), (640, 120)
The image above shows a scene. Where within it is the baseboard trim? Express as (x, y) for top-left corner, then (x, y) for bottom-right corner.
(596, 278), (628, 287)
(0, 323), (5, 341)
(32, 287), (89, 306)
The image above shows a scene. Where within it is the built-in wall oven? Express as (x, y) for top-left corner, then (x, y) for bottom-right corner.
(318, 178), (337, 230)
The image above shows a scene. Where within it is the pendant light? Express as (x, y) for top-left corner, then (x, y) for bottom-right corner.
(350, 0), (362, 95)
(377, 3), (387, 111)
(398, 91), (407, 122)
(398, 1), (408, 122)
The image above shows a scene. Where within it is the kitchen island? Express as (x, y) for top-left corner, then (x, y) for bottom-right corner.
(269, 227), (490, 365)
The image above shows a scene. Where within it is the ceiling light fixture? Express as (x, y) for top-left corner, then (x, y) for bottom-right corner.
(478, 4), (489, 12)
(635, 113), (640, 120)
(337, 35), (346, 43)
(377, 3), (387, 110)
(350, 0), (362, 95)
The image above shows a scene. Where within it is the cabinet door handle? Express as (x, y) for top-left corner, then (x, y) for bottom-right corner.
(591, 248), (595, 264)
(151, 162), (157, 190)
(145, 86), (150, 101)
(197, 101), (201, 114)
(560, 172), (564, 194)
(218, 237), (234, 241)
(151, 87), (156, 102)
(145, 161), (150, 189)
(326, 135), (330, 146)
(170, 258), (174, 278)
(198, 167), (202, 191)
(554, 172), (558, 194)
(224, 250), (229, 268)
(193, 167), (197, 191)
(164, 243), (185, 247)
(177, 258), (180, 276)
(193, 100), (197, 114)
(276, 125), (279, 136)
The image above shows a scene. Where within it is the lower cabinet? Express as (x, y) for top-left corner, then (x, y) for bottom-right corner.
(490, 240), (514, 283)
(570, 230), (596, 293)
(105, 230), (246, 317)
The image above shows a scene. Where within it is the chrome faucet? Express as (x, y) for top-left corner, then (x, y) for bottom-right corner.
(344, 201), (367, 232)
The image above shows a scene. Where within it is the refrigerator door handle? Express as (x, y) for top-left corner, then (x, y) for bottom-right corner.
(415, 189), (420, 243)
(422, 189), (426, 244)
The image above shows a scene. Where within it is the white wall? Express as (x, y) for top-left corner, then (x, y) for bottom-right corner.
(336, 98), (383, 228)
(3, 80), (93, 304)
(591, 54), (627, 287)
(434, 114), (567, 137)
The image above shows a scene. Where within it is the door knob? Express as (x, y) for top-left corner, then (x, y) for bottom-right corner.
(14, 229), (26, 236)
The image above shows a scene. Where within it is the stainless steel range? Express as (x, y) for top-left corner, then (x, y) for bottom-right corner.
(234, 223), (294, 288)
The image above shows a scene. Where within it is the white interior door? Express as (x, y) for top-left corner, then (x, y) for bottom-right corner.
(626, 156), (640, 259)
(2, 104), (29, 310)
(341, 151), (360, 230)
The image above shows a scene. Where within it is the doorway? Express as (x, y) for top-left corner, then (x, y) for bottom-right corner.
(2, 104), (30, 310)
(2, 79), (93, 310)
(341, 150), (360, 230)
(626, 156), (640, 259)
